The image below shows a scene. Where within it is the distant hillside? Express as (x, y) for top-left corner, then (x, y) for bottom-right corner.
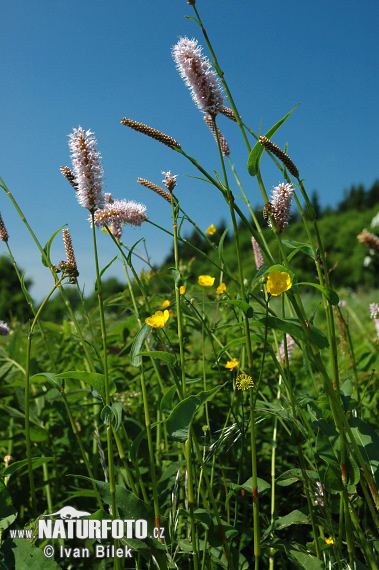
(163, 180), (379, 290)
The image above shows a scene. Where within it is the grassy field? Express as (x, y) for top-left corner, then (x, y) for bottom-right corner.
(0, 3), (379, 569)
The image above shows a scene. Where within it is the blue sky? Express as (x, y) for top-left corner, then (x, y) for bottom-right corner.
(1, 0), (378, 302)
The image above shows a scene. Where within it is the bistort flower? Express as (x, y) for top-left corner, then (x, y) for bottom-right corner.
(0, 321), (10, 336)
(198, 275), (215, 287)
(266, 271), (292, 296)
(268, 183), (294, 233)
(0, 212), (9, 242)
(172, 37), (224, 116)
(225, 358), (239, 370)
(93, 200), (147, 231)
(216, 283), (227, 294)
(145, 310), (170, 328)
(206, 224), (216, 235)
(204, 115), (230, 156)
(162, 171), (178, 193)
(68, 127), (105, 211)
(251, 237), (264, 270)
(236, 374), (254, 390)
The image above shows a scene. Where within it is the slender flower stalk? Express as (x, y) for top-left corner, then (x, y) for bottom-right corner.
(172, 37), (224, 116)
(68, 127), (105, 211)
(121, 118), (181, 149)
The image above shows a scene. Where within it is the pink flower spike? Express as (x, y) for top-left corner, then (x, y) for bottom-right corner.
(268, 182), (294, 233)
(68, 127), (105, 211)
(93, 199), (147, 230)
(172, 37), (224, 116)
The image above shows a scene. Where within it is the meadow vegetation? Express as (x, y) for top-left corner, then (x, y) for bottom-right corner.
(0, 3), (378, 569)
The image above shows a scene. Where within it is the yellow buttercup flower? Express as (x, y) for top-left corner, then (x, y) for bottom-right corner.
(179, 286), (186, 295)
(206, 224), (216, 235)
(145, 310), (170, 328)
(266, 271), (292, 296)
(236, 374), (254, 390)
(160, 299), (170, 310)
(325, 537), (334, 545)
(198, 275), (215, 287)
(216, 282), (227, 294)
(225, 358), (239, 370)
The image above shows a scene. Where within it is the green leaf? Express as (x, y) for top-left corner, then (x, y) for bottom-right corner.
(101, 403), (123, 431)
(297, 282), (339, 305)
(287, 549), (324, 570)
(137, 351), (176, 366)
(0, 481), (17, 530)
(254, 316), (329, 349)
(20, 273), (34, 305)
(218, 223), (231, 263)
(42, 225), (66, 267)
(349, 417), (379, 484)
(224, 299), (254, 318)
(160, 385), (178, 415)
(54, 371), (116, 398)
(95, 256), (117, 292)
(276, 469), (318, 487)
(226, 477), (270, 505)
(169, 267), (182, 287)
(130, 324), (151, 367)
(3, 457), (53, 479)
(166, 385), (223, 441)
(127, 238), (144, 266)
(247, 104), (299, 176)
(282, 239), (316, 260)
(0, 538), (61, 569)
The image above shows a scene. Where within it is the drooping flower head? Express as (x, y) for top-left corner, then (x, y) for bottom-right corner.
(203, 115), (230, 155)
(266, 271), (292, 296)
(68, 127), (105, 211)
(268, 183), (294, 233)
(172, 37), (224, 116)
(93, 200), (147, 238)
